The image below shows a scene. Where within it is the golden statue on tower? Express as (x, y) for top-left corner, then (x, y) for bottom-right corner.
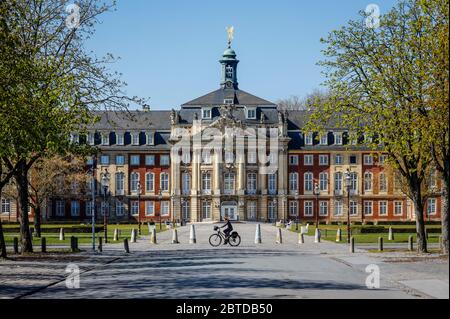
(226, 26), (234, 47)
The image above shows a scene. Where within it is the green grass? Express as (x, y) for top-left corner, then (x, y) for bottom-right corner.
(285, 224), (441, 244)
(3, 223), (167, 245)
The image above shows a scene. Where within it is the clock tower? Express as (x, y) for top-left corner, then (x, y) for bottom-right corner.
(220, 35), (239, 90)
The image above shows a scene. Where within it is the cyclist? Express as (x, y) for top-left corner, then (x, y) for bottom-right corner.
(221, 216), (233, 244)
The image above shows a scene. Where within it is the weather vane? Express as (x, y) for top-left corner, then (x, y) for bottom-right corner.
(226, 26), (234, 47)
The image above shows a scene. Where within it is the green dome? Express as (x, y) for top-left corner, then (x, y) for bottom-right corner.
(223, 48), (236, 57)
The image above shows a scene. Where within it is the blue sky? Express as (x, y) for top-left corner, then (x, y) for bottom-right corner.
(86, 0), (399, 110)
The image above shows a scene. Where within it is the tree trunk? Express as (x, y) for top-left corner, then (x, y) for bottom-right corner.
(441, 178), (449, 254)
(15, 161), (33, 254)
(413, 198), (427, 253)
(0, 218), (7, 259)
(34, 206), (41, 238)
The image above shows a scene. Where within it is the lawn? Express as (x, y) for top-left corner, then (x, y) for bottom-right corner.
(2, 223), (168, 246)
(284, 223), (442, 244)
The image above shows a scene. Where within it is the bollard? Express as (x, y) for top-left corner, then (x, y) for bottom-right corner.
(124, 238), (130, 253)
(131, 229), (137, 243)
(59, 228), (65, 241)
(314, 228), (321, 243)
(378, 237), (383, 251)
(255, 224), (262, 244)
(113, 229), (119, 241)
(150, 228), (157, 244)
(147, 222), (152, 234)
(70, 236), (76, 253)
(41, 237), (46, 253)
(298, 232), (304, 244)
(408, 235), (414, 251)
(305, 223), (309, 233)
(98, 236), (103, 252)
(13, 237), (19, 254)
(189, 224), (197, 244)
(276, 227), (283, 244)
(350, 236), (355, 253)
(439, 235), (443, 251)
(172, 229), (179, 244)
(336, 229), (342, 242)
(388, 227), (394, 241)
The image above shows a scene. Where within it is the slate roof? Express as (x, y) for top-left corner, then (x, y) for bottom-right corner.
(181, 88), (276, 107)
(89, 110), (171, 131)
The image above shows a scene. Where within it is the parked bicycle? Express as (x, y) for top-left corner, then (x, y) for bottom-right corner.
(209, 226), (241, 247)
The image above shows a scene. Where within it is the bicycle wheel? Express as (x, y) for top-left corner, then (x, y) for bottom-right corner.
(228, 234), (241, 247)
(209, 234), (222, 247)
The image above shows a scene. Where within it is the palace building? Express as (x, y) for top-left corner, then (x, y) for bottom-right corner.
(1, 42), (443, 224)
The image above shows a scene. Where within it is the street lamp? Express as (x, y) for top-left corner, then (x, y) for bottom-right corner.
(137, 181), (142, 235)
(344, 168), (352, 244)
(90, 155), (96, 252)
(271, 198), (277, 224)
(314, 182), (320, 229)
(101, 168), (110, 244)
(158, 190), (163, 230)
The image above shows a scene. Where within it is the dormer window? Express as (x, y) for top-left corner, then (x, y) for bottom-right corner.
(305, 132), (313, 145)
(132, 132), (140, 146)
(116, 133), (124, 146)
(88, 132), (95, 146)
(202, 107), (212, 119)
(224, 99), (234, 105)
(146, 132), (154, 145)
(70, 133), (79, 144)
(101, 133), (110, 146)
(320, 134), (328, 145)
(334, 132), (343, 145)
(246, 107), (256, 120)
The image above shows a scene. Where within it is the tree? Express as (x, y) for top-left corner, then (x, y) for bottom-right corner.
(277, 90), (330, 111)
(306, 0), (444, 252)
(0, 0), (146, 253)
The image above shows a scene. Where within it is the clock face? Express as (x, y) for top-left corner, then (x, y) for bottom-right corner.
(226, 81), (233, 88)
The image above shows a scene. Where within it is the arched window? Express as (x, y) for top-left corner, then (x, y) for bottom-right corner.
(364, 172), (373, 192)
(145, 172), (154, 192)
(115, 172), (124, 195)
(379, 172), (387, 193)
(319, 172), (328, 191)
(289, 173), (298, 192)
(130, 172), (139, 193)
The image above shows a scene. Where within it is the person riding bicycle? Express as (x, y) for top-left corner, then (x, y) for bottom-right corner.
(221, 217), (233, 244)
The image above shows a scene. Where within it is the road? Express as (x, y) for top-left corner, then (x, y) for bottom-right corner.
(0, 223), (448, 299)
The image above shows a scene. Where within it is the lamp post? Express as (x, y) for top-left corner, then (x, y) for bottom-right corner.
(137, 181), (142, 235)
(90, 155), (96, 252)
(314, 182), (320, 229)
(101, 168), (110, 244)
(344, 168), (352, 244)
(158, 190), (163, 230)
(271, 198), (277, 224)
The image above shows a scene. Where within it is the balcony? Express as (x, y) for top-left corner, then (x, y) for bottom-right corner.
(246, 189), (257, 195)
(268, 189), (277, 196)
(334, 190), (343, 196)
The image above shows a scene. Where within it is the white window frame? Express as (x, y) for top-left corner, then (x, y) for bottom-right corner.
(101, 133), (110, 146)
(161, 201), (170, 216)
(160, 173), (169, 192)
(320, 134), (328, 145)
(305, 132), (313, 145)
(100, 155), (110, 165)
(319, 201), (329, 216)
(71, 201), (80, 217)
(202, 201), (211, 219)
(130, 172), (140, 194)
(289, 173), (298, 193)
(202, 172), (211, 193)
(319, 155), (329, 166)
(247, 151), (257, 164)
(246, 107), (257, 119)
(364, 154), (374, 165)
(427, 198), (437, 215)
(116, 155), (125, 165)
(85, 201), (94, 217)
(304, 154), (313, 166)
(289, 201), (298, 216)
(146, 132), (154, 145)
(224, 172), (235, 194)
(268, 173), (277, 195)
(130, 155), (140, 166)
(334, 132), (343, 145)
(289, 155), (299, 166)
(394, 201), (403, 216)
(304, 201), (313, 216)
(304, 172), (313, 192)
(160, 155), (170, 166)
(379, 201), (388, 216)
(145, 201), (155, 216)
(247, 173), (257, 194)
(182, 173), (191, 195)
(115, 172), (125, 195)
(116, 133), (124, 146)
(132, 132), (140, 146)
(334, 172), (343, 194)
(1, 198), (11, 214)
(130, 201), (139, 216)
(379, 172), (387, 193)
(334, 200), (343, 216)
(364, 201), (373, 216)
(335, 154), (343, 165)
(202, 107), (212, 119)
(88, 132), (95, 145)
(364, 172), (373, 192)
(319, 172), (328, 191)
(145, 155), (155, 166)
(116, 202), (125, 216)
(146, 173), (155, 192)
(349, 200), (358, 216)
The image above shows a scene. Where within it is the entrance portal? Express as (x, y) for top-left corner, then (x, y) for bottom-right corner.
(221, 203), (239, 221)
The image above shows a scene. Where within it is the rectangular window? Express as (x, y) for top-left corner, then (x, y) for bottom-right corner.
(246, 108), (256, 119)
(100, 155), (110, 165)
(289, 201), (298, 216)
(379, 173), (387, 193)
(115, 172), (125, 195)
(116, 202), (125, 216)
(247, 151), (257, 164)
(319, 201), (328, 216)
(349, 155), (357, 164)
(364, 155), (373, 165)
(304, 172), (313, 192)
(130, 155), (140, 166)
(85, 201), (94, 217)
(319, 155), (329, 165)
(116, 155), (125, 165)
(268, 173), (277, 195)
(202, 151), (212, 164)
(247, 201), (257, 220)
(427, 198), (436, 215)
(334, 172), (343, 194)
(160, 173), (169, 191)
(224, 99), (234, 105)
(182, 173), (191, 195)
(320, 135), (328, 145)
(130, 173), (140, 193)
(364, 201), (373, 216)
(202, 108), (212, 119)
(132, 133), (140, 146)
(289, 155), (298, 165)
(304, 155), (313, 166)
(304, 201), (313, 216)
(146, 133), (154, 145)
(305, 133), (313, 145)
(202, 172), (211, 193)
(56, 201), (65, 217)
(71, 201), (80, 217)
(335, 154), (343, 165)
(1, 199), (11, 214)
(394, 201), (403, 216)
(364, 172), (373, 192)
(334, 133), (343, 145)
(70, 133), (79, 144)
(88, 132), (95, 145)
(145, 201), (154, 216)
(379, 154), (388, 164)
(145, 155), (155, 166)
(379, 201), (388, 216)
(202, 201), (211, 219)
(130, 201), (139, 216)
(350, 200), (358, 216)
(160, 155), (170, 166)
(161, 201), (170, 216)
(224, 172), (235, 195)
(101, 133), (110, 146)
(268, 201), (277, 220)
(289, 173), (298, 193)
(334, 200), (343, 216)
(247, 173), (257, 194)
(100, 202), (110, 216)
(116, 133), (124, 145)
(182, 201), (190, 220)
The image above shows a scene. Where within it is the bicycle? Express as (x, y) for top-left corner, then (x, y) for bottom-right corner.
(209, 226), (241, 247)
